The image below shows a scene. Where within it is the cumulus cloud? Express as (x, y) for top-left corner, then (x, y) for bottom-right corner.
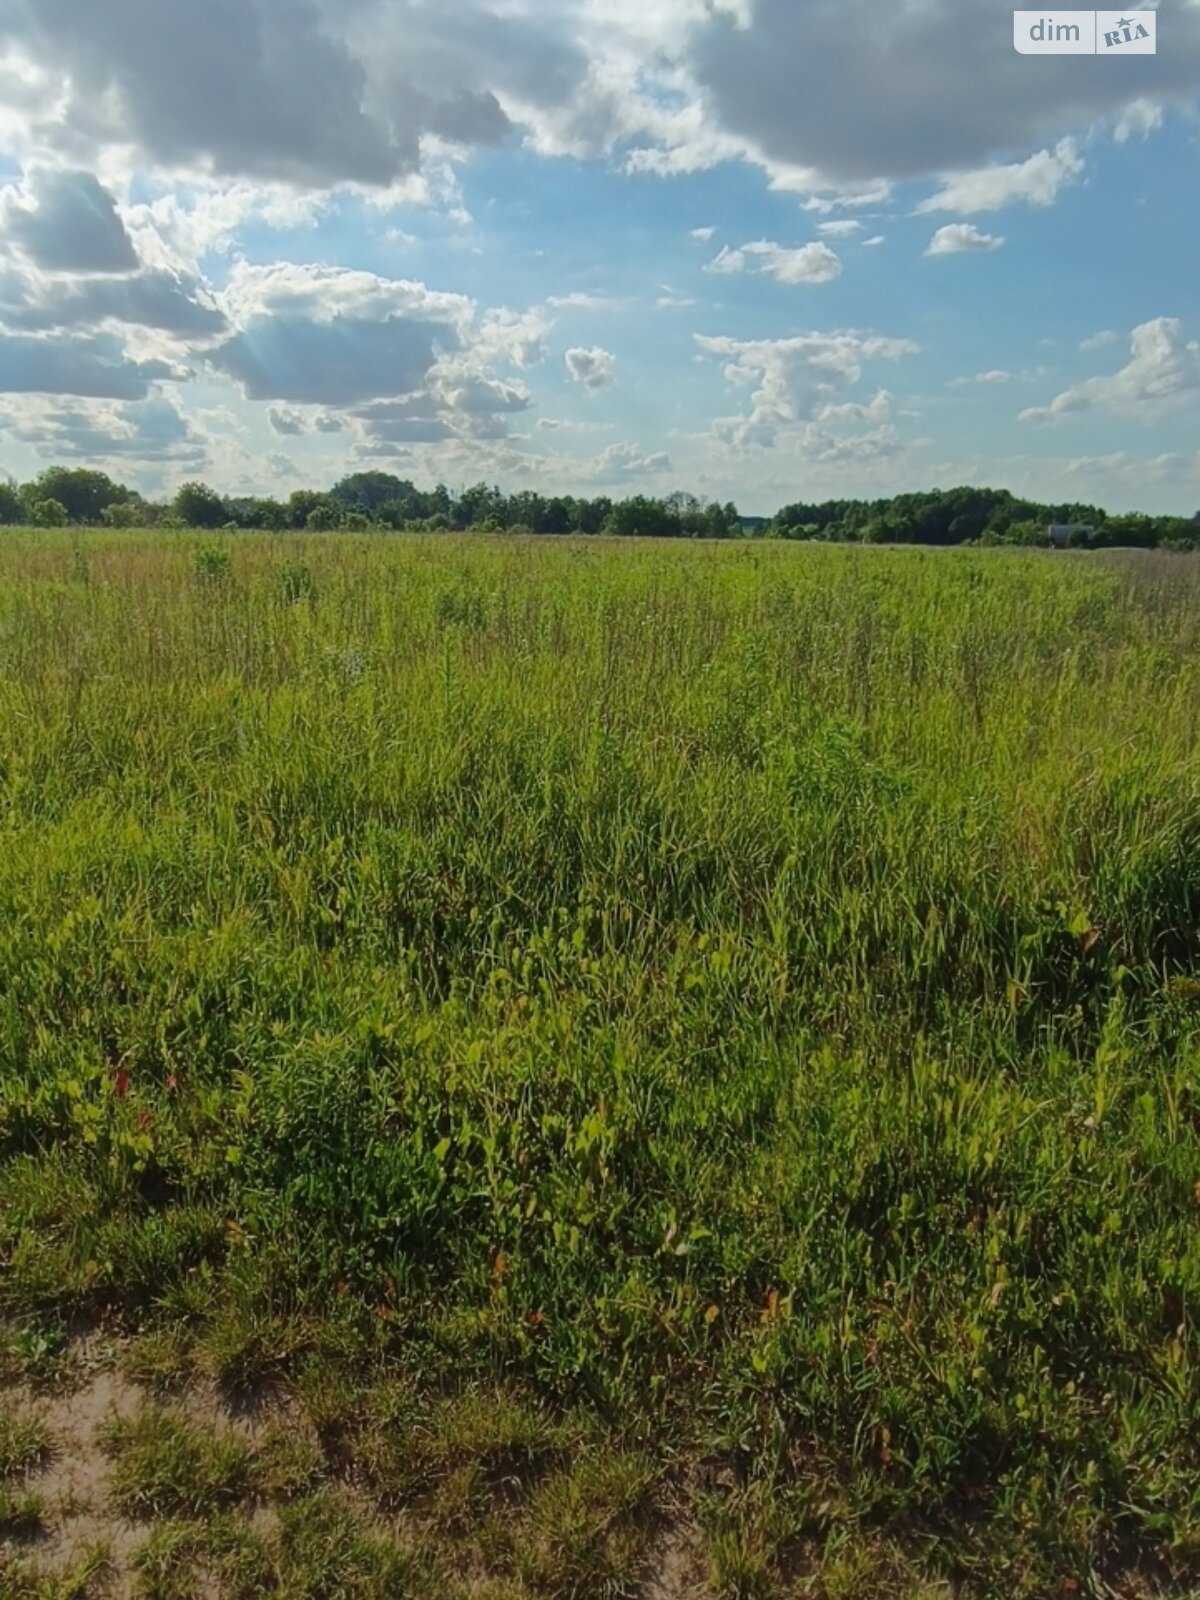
(268, 406), (307, 435)
(0, 264), (226, 339)
(686, 1), (1200, 185)
(592, 441), (671, 478)
(0, 0), (1189, 211)
(0, 392), (204, 464)
(565, 345), (616, 390)
(209, 262), (470, 405)
(0, 0), (1191, 244)
(926, 224), (1004, 256)
(1020, 318), (1200, 423)
(916, 140), (1083, 215)
(0, 0), (405, 189)
(817, 220), (863, 238)
(705, 239), (842, 284)
(690, 226), (716, 241)
(695, 329), (917, 450)
(0, 330), (180, 398)
(1, 167), (139, 272)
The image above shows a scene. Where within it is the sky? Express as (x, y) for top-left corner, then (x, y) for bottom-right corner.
(0, 0), (1198, 515)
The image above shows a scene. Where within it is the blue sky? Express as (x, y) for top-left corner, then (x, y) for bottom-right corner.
(0, 0), (1197, 514)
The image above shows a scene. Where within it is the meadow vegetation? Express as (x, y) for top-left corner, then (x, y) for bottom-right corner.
(1, 529), (1198, 1598)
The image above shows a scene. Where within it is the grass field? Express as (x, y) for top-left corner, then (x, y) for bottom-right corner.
(1, 529), (1198, 1599)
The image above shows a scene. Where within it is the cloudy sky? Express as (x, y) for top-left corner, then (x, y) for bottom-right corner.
(0, 0), (1198, 513)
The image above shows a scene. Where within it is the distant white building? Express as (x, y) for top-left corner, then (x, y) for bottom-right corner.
(1047, 523), (1095, 548)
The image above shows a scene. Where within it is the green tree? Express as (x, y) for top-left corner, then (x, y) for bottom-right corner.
(0, 479), (24, 525)
(305, 503), (340, 531)
(173, 481), (226, 528)
(24, 468), (127, 523)
(603, 497), (681, 539)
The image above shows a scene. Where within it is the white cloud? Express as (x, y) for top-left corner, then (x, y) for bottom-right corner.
(926, 223), (1004, 256)
(565, 345), (616, 390)
(1114, 100), (1163, 143)
(705, 239), (842, 284)
(0, 392), (204, 465)
(0, 0), (1196, 219)
(547, 292), (621, 309)
(695, 329), (917, 450)
(268, 406), (308, 435)
(862, 235), (885, 248)
(916, 139), (1083, 215)
(1080, 329), (1119, 353)
(591, 441), (671, 478)
(1020, 318), (1200, 423)
(690, 226), (716, 240)
(817, 220), (863, 237)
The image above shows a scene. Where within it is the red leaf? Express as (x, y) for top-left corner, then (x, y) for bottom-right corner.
(114, 1068), (130, 1099)
(166, 1072), (179, 1093)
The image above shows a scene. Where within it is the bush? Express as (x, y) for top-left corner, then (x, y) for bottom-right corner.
(192, 543), (233, 585)
(31, 498), (68, 528)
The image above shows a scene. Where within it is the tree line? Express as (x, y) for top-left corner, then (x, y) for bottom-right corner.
(2, 467), (1198, 548)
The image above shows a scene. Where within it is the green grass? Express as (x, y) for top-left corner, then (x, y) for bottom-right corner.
(100, 1406), (253, 1518)
(0, 1408), (51, 1479)
(1, 529), (1199, 1596)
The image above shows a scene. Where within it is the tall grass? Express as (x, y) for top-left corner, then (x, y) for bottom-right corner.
(1, 530), (1198, 1594)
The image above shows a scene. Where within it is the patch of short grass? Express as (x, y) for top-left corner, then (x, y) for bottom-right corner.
(0, 1408), (51, 1478)
(250, 1422), (326, 1500)
(358, 1384), (566, 1512)
(132, 1516), (276, 1600)
(100, 1405), (252, 1519)
(0, 1543), (112, 1600)
(513, 1451), (658, 1598)
(275, 1489), (435, 1598)
(0, 1482), (46, 1537)
(120, 1326), (194, 1396)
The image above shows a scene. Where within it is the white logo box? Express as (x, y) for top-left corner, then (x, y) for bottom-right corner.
(1013, 9), (1156, 52)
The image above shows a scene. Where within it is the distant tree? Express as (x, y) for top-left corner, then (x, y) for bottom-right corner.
(173, 481), (226, 528)
(287, 490), (326, 529)
(456, 482), (505, 529)
(572, 497), (611, 535)
(101, 500), (148, 528)
(542, 497), (573, 535)
(305, 503), (340, 531)
(339, 511), (372, 531)
(330, 472), (418, 516)
(604, 496), (681, 539)
(0, 479), (24, 525)
(32, 498), (69, 527)
(247, 498), (288, 531)
(24, 468), (128, 523)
